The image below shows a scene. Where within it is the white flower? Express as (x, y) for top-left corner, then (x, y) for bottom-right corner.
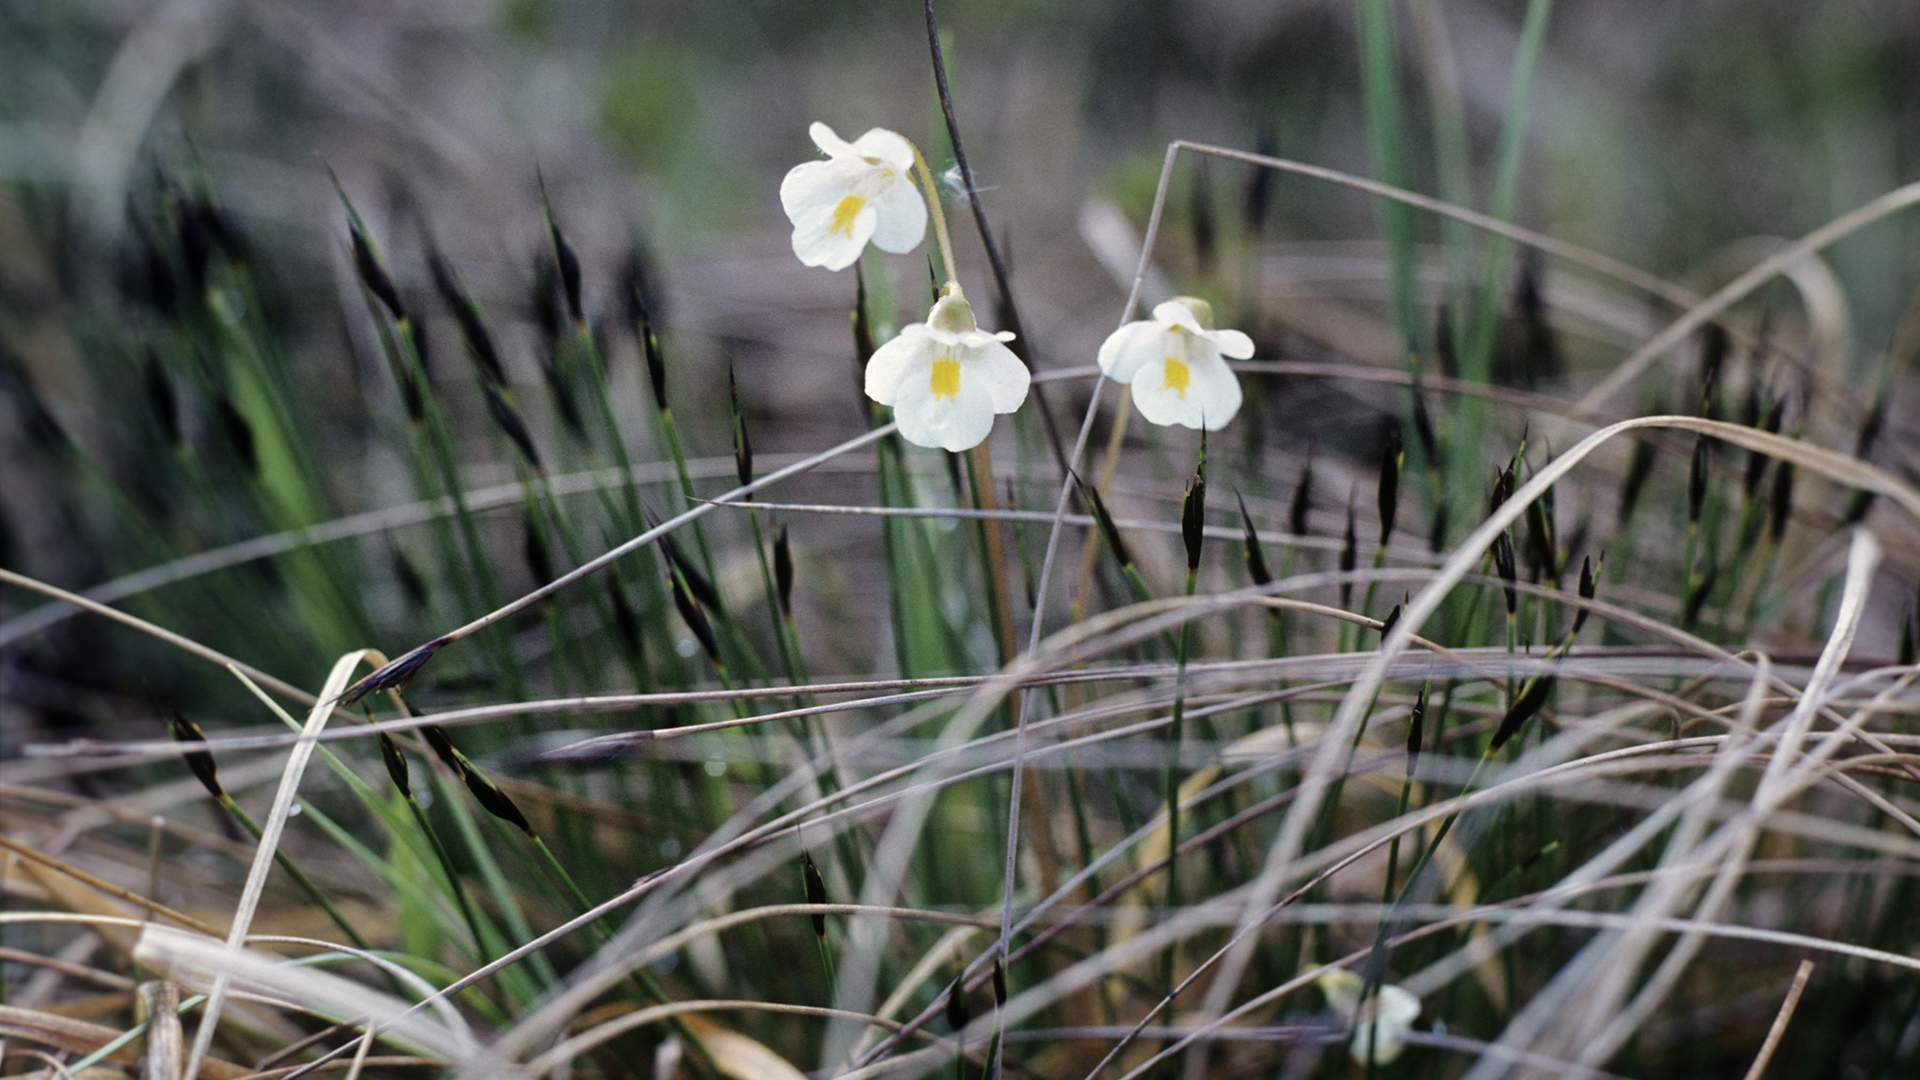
(1096, 296), (1252, 431)
(1316, 967), (1422, 1066)
(780, 122), (929, 271)
(865, 289), (1029, 452)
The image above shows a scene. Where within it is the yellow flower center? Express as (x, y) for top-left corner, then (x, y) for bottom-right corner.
(930, 356), (961, 400)
(1162, 356), (1191, 398)
(830, 195), (866, 237)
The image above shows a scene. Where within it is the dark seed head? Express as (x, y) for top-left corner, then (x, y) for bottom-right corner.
(1377, 422), (1404, 548)
(1181, 464), (1207, 575)
(348, 227), (405, 322)
(945, 976), (972, 1032)
(641, 320), (669, 411)
(523, 511), (555, 585)
(143, 348), (181, 449)
(1338, 496), (1358, 610)
(1493, 532), (1518, 616)
(1235, 491), (1271, 588)
(214, 395), (258, 475)
(1491, 676), (1554, 752)
(1619, 439), (1656, 525)
(1427, 499), (1451, 555)
(420, 723), (464, 777)
(1768, 461), (1795, 544)
(339, 637), (447, 706)
(465, 768), (533, 835)
(990, 957), (1007, 1008)
(1573, 553), (1600, 636)
(378, 734), (411, 798)
(484, 383), (543, 472)
(802, 851), (828, 938)
(774, 525), (795, 617)
(1378, 600), (1402, 640)
(671, 571), (723, 664)
(1406, 683), (1428, 779)
(426, 240), (508, 388)
(166, 711), (223, 800)
(540, 186), (584, 325)
(607, 573), (643, 658)
(1698, 324), (1729, 416)
(1074, 470), (1134, 570)
(1688, 437), (1709, 525)
(1409, 390), (1439, 466)
(1288, 456), (1314, 537)
(647, 508), (722, 611)
(729, 365), (753, 490)
(1243, 124), (1276, 235)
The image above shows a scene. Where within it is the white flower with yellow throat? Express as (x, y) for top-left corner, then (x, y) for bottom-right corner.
(864, 286), (1029, 452)
(780, 122), (929, 271)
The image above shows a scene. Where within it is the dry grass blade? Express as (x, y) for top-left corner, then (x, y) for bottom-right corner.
(1743, 959), (1815, 1080)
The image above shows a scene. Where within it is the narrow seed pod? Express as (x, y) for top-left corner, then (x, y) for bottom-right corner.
(1189, 157), (1216, 274)
(945, 976), (972, 1032)
(607, 573), (643, 658)
(1524, 498), (1555, 584)
(143, 348), (181, 449)
(671, 571), (722, 664)
(1698, 323), (1729, 416)
(802, 851), (828, 938)
(729, 365), (753, 489)
(378, 733), (411, 798)
(339, 637), (448, 706)
(483, 383), (543, 471)
(426, 239), (509, 388)
(389, 542), (430, 610)
(642, 320), (669, 411)
(1338, 497), (1357, 610)
(166, 711), (223, 800)
(523, 511), (555, 585)
(1768, 461), (1795, 544)
(348, 227), (405, 322)
(1491, 676), (1554, 752)
(1618, 439), (1656, 523)
(1376, 422), (1404, 547)
(774, 525), (795, 617)
(1243, 124), (1276, 234)
(1378, 601), (1402, 640)
(1181, 464), (1207, 575)
(213, 396), (259, 474)
(1493, 531), (1518, 616)
(1073, 470), (1135, 570)
(620, 238), (664, 329)
(1406, 683), (1428, 779)
(540, 187), (584, 325)
(530, 257), (564, 349)
(464, 767), (533, 835)
(1235, 491), (1271, 588)
(1288, 456), (1314, 537)
(990, 957), (1007, 1008)
(1573, 553), (1600, 635)
(1409, 389), (1439, 467)
(419, 722), (464, 777)
(1433, 306), (1458, 378)
(1687, 437), (1709, 525)
(646, 510), (721, 610)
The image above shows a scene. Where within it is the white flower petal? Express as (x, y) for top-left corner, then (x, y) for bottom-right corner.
(869, 175), (928, 254)
(1129, 351), (1240, 431)
(973, 340), (1031, 414)
(864, 332), (933, 406)
(849, 127), (917, 173)
(781, 158), (878, 271)
(1206, 327), (1256, 360)
(1096, 319), (1169, 382)
(1188, 353), (1244, 430)
(808, 122), (857, 159)
(1377, 985), (1422, 1026)
(1151, 299), (1206, 335)
(893, 352), (996, 452)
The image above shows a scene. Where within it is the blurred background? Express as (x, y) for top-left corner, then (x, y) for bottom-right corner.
(7, 3), (1920, 1074)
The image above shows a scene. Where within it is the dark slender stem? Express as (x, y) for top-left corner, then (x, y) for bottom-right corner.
(922, 0), (1068, 475)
